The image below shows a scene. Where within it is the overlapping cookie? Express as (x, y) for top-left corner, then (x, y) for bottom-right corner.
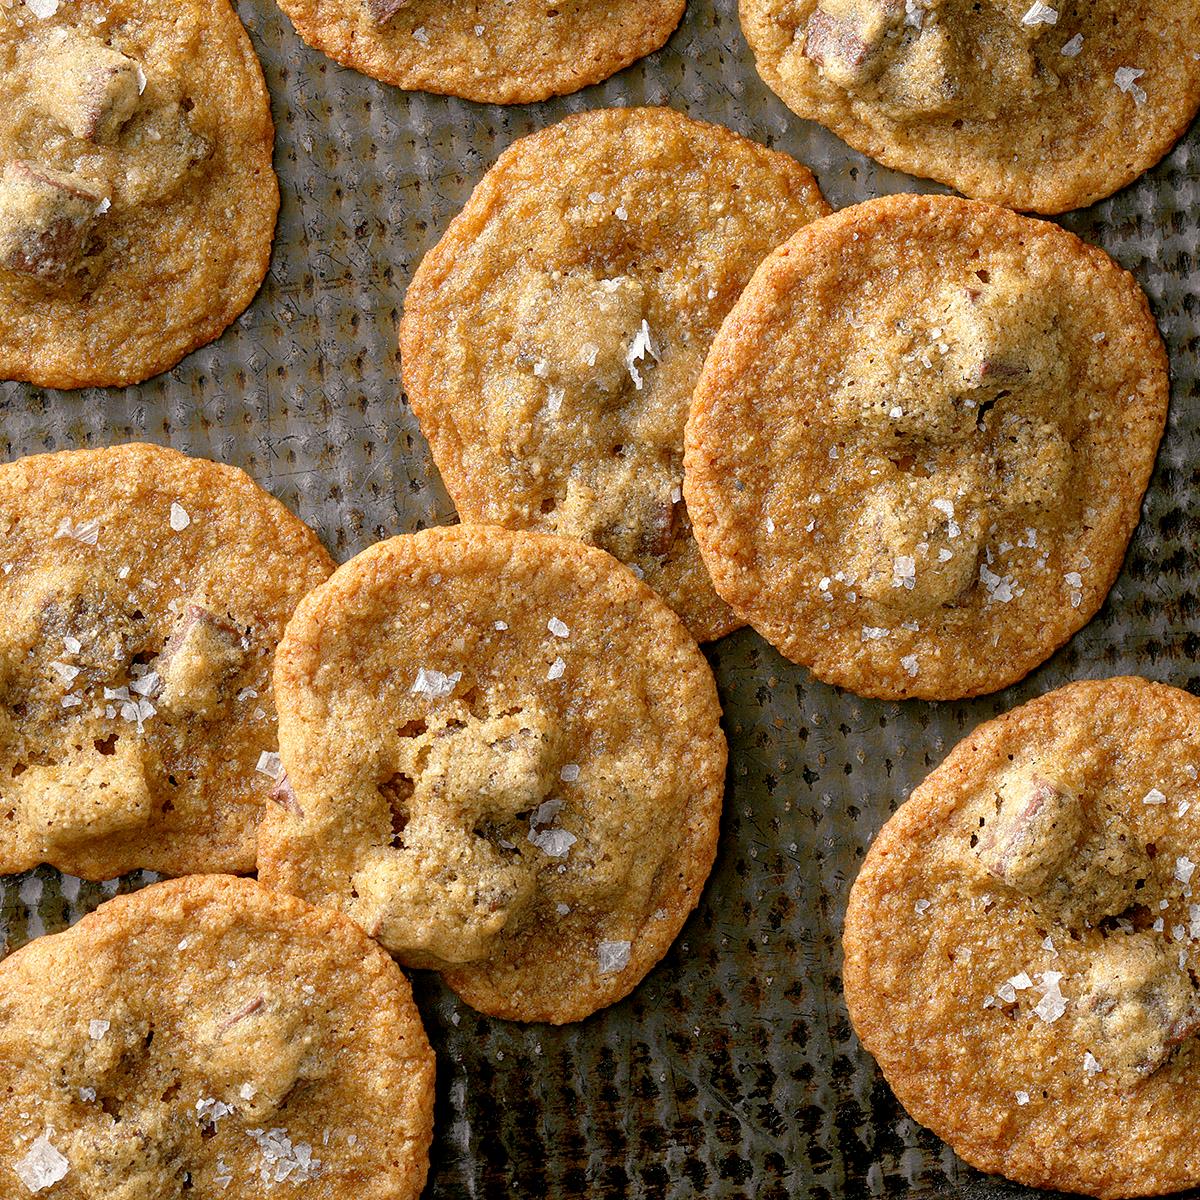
(273, 0), (685, 104)
(685, 194), (1168, 700)
(257, 526), (727, 1024)
(0, 875), (435, 1199)
(0, 0), (279, 389)
(740, 0), (1200, 213)
(0, 443), (333, 879)
(401, 106), (830, 643)
(844, 677), (1200, 1198)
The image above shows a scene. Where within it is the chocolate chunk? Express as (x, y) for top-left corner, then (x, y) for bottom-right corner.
(975, 773), (1084, 895)
(155, 603), (246, 719)
(366, 0), (409, 22)
(31, 31), (143, 143)
(804, 2), (899, 87)
(0, 161), (103, 283)
(806, 9), (874, 72)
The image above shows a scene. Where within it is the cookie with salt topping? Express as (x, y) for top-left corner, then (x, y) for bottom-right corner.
(685, 194), (1168, 700)
(0, 443), (333, 879)
(740, 0), (1200, 213)
(272, 0), (684, 104)
(257, 525), (726, 1024)
(0, 0), (278, 389)
(400, 106), (830, 643)
(844, 677), (1200, 1198)
(0, 874), (435, 1199)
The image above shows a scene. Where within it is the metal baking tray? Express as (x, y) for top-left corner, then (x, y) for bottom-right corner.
(2, 1), (1197, 1195)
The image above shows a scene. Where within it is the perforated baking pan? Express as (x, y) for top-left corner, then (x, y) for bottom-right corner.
(2, 1), (1198, 1196)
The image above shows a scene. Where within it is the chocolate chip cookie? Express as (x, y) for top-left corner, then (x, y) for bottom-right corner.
(257, 525), (726, 1024)
(0, 0), (279, 389)
(0, 874), (435, 1199)
(844, 677), (1200, 1198)
(740, 0), (1200, 213)
(272, 0), (684, 104)
(685, 194), (1168, 700)
(0, 443), (334, 879)
(400, 106), (830, 643)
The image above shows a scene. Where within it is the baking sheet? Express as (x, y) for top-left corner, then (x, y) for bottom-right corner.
(2, 0), (1198, 1195)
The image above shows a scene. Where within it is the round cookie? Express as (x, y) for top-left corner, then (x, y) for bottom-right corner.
(400, 106), (830, 644)
(0, 0), (279, 389)
(0, 874), (435, 1199)
(0, 443), (334, 879)
(739, 0), (1200, 214)
(257, 525), (727, 1025)
(843, 677), (1200, 1198)
(272, 0), (685, 104)
(685, 195), (1168, 700)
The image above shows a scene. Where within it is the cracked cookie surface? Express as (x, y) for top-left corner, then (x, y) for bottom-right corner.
(257, 525), (726, 1024)
(271, 0), (684, 104)
(0, 443), (333, 879)
(400, 106), (830, 643)
(0, 875), (435, 1200)
(740, 0), (1200, 213)
(843, 677), (1200, 1199)
(0, 0), (278, 389)
(685, 194), (1168, 700)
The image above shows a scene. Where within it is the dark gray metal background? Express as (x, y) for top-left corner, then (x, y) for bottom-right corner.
(1, 2), (1197, 1196)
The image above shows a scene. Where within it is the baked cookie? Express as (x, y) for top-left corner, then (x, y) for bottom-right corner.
(0, 443), (334, 879)
(0, 0), (278, 390)
(685, 195), (1168, 700)
(740, 0), (1200, 213)
(0, 874), (435, 1199)
(257, 525), (726, 1024)
(843, 677), (1200, 1198)
(400, 106), (830, 643)
(272, 0), (685, 104)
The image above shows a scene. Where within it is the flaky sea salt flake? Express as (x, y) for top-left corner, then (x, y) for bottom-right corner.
(410, 667), (462, 699)
(1115, 66), (1147, 104)
(597, 940), (631, 974)
(88, 1018), (110, 1040)
(25, 0), (60, 17)
(1143, 788), (1167, 805)
(14, 1133), (69, 1193)
(55, 517), (100, 545)
(547, 617), (570, 638)
(255, 751), (285, 782)
(546, 656), (566, 681)
(1175, 855), (1196, 885)
(1033, 971), (1067, 1023)
(1021, 1), (1057, 26)
(169, 502), (191, 532)
(1061, 32), (1083, 56)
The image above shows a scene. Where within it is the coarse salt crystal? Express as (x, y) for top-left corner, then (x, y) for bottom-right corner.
(892, 556), (916, 589)
(55, 517), (100, 545)
(1061, 32), (1083, 56)
(547, 656), (566, 681)
(597, 940), (631, 974)
(88, 1018), (110, 1039)
(1083, 1051), (1102, 1074)
(1143, 788), (1167, 805)
(765, 516), (775, 534)
(559, 763), (580, 782)
(494, 620), (508, 631)
(197, 1097), (233, 1124)
(914, 898), (931, 916)
(1115, 66), (1147, 104)
(410, 667), (461, 699)
(1021, 1), (1057, 26)
(255, 751), (285, 782)
(547, 617), (570, 638)
(13, 1133), (69, 1193)
(169, 502), (191, 532)
(63, 635), (82, 654)
(862, 626), (890, 641)
(555, 903), (570, 916)
(901, 655), (919, 677)
(1064, 571), (1082, 588)
(25, 0), (60, 17)
(1033, 972), (1067, 1023)
(1015, 1090), (1030, 1106)
(1176, 855), (1196, 885)
(48, 660), (80, 684)
(246, 1128), (322, 1184)
(412, 25), (429, 43)
(626, 320), (657, 390)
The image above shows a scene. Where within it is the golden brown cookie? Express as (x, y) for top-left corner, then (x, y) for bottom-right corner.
(685, 195), (1168, 700)
(843, 677), (1200, 1199)
(272, 0), (685, 104)
(739, 0), (1200, 213)
(0, 874), (435, 1199)
(257, 525), (726, 1024)
(0, 443), (334, 880)
(0, 0), (279, 389)
(400, 106), (830, 643)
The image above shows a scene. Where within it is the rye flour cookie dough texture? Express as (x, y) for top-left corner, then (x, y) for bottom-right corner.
(843, 677), (1200, 1199)
(258, 525), (727, 1025)
(0, 875), (436, 1200)
(0, 0), (279, 389)
(400, 106), (830, 643)
(272, 0), (685, 104)
(685, 194), (1168, 701)
(739, 0), (1200, 213)
(0, 443), (334, 880)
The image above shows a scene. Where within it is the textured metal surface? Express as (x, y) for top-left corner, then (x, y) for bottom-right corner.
(1, 1), (1198, 1196)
